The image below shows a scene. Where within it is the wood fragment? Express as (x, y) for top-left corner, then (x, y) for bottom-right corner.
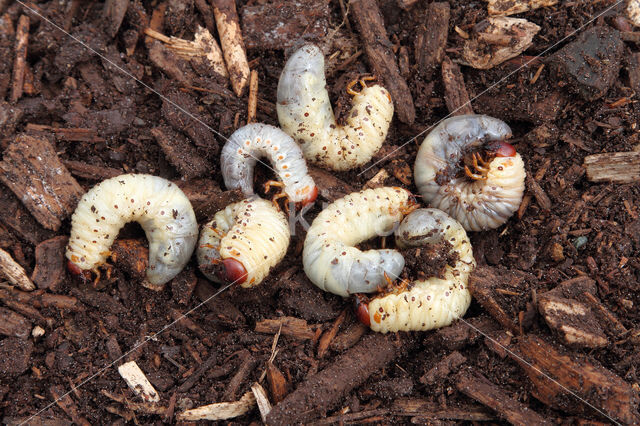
(10, 15), (28, 103)
(441, 55), (474, 116)
(267, 334), (413, 424)
(526, 173), (551, 211)
(468, 267), (520, 334)
(420, 351), (466, 385)
(117, 361), (160, 403)
(583, 152), (640, 183)
(62, 160), (122, 181)
(308, 166), (355, 202)
(178, 349), (217, 392)
(456, 369), (550, 424)
(101, 389), (168, 415)
(391, 398), (494, 421)
(486, 0), (558, 16)
(266, 361), (289, 404)
(330, 322), (368, 351)
(211, 0), (250, 96)
(512, 335), (640, 423)
(247, 69), (258, 124)
(581, 291), (627, 336)
(627, 0), (640, 28)
(177, 391), (256, 421)
(103, 0), (129, 38)
(0, 248), (35, 291)
(31, 236), (68, 291)
(351, 0), (415, 124)
(251, 382), (272, 423)
(145, 2), (167, 47)
(414, 2), (450, 78)
(25, 124), (103, 143)
(223, 350), (256, 401)
(317, 310), (347, 358)
(0, 135), (84, 231)
(151, 126), (209, 179)
(178, 178), (243, 222)
(463, 17), (540, 69)
(255, 317), (316, 340)
(0, 307), (31, 339)
(50, 385), (91, 426)
(363, 168), (390, 189)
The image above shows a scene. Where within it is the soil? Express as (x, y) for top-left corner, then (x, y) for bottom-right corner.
(0, 0), (639, 424)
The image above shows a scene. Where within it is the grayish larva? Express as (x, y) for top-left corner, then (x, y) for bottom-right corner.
(66, 174), (198, 290)
(414, 114), (526, 231)
(277, 44), (394, 171)
(197, 196), (290, 288)
(221, 123), (318, 206)
(303, 187), (414, 297)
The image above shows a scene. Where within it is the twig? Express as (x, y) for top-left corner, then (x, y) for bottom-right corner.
(10, 15), (29, 103)
(211, 0), (250, 96)
(247, 69), (258, 123)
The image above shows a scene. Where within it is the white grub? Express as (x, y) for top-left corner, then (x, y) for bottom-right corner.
(117, 361), (160, 403)
(303, 187), (413, 297)
(197, 197), (290, 288)
(143, 26), (228, 78)
(0, 248), (35, 291)
(277, 44), (394, 171)
(628, 0), (640, 28)
(414, 115), (525, 231)
(66, 174), (198, 289)
(364, 209), (475, 333)
(177, 391), (256, 421)
(251, 383), (272, 422)
(485, 0), (558, 16)
(221, 123), (318, 206)
(462, 17), (540, 69)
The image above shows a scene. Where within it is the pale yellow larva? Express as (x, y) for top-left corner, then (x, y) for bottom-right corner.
(360, 208), (475, 333)
(414, 114), (526, 231)
(277, 44), (394, 171)
(303, 187), (414, 297)
(66, 174), (198, 290)
(197, 197), (290, 288)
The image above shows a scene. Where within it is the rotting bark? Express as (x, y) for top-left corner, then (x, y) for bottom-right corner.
(351, 0), (415, 124)
(583, 152), (640, 183)
(267, 333), (413, 425)
(151, 126), (210, 179)
(0, 135), (84, 231)
(10, 15), (28, 103)
(442, 56), (474, 116)
(414, 2), (449, 78)
(31, 236), (68, 291)
(0, 247), (35, 291)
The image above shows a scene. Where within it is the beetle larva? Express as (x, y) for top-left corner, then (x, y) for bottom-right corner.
(414, 114), (526, 231)
(356, 208), (475, 333)
(66, 174), (198, 290)
(197, 196), (290, 288)
(221, 123), (318, 207)
(303, 187), (415, 297)
(277, 44), (394, 171)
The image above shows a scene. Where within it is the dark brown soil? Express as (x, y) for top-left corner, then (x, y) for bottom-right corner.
(1, 0), (639, 424)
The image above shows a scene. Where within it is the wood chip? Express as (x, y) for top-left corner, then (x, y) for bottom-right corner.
(255, 317), (316, 340)
(150, 126), (209, 179)
(463, 17), (540, 69)
(10, 15), (28, 103)
(414, 2), (450, 78)
(456, 369), (550, 424)
(247, 69), (258, 124)
(392, 398), (494, 421)
(513, 335), (640, 423)
(0, 307), (31, 339)
(50, 385), (91, 426)
(31, 236), (68, 291)
(420, 351), (466, 385)
(62, 160), (122, 180)
(117, 361), (160, 403)
(583, 152), (640, 183)
(266, 361), (289, 404)
(363, 168), (390, 189)
(176, 391), (256, 421)
(251, 382), (272, 423)
(0, 135), (84, 231)
(628, 0), (640, 28)
(526, 173), (552, 211)
(212, 0), (250, 96)
(485, 0), (558, 16)
(442, 55), (474, 115)
(317, 310), (347, 358)
(0, 248), (35, 291)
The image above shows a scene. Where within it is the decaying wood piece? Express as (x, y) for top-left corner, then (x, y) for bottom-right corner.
(628, 0), (640, 27)
(414, 2), (450, 78)
(456, 369), (550, 424)
(526, 173), (551, 211)
(103, 0), (129, 38)
(10, 15), (28, 103)
(0, 135), (84, 231)
(485, 0), (558, 16)
(0, 248), (35, 291)
(420, 351), (466, 385)
(31, 236), (68, 291)
(317, 310), (346, 358)
(513, 335), (640, 423)
(463, 17), (540, 69)
(62, 160), (122, 181)
(0, 307), (31, 339)
(442, 56), (474, 115)
(178, 180), (243, 222)
(144, 26), (228, 79)
(25, 124), (103, 142)
(117, 361), (160, 403)
(583, 152), (640, 183)
(363, 168), (390, 189)
(267, 334), (412, 424)
(251, 383), (272, 423)
(223, 350), (256, 402)
(255, 317), (316, 340)
(0, 185), (54, 245)
(50, 385), (91, 426)
(391, 398), (495, 421)
(151, 126), (209, 179)
(351, 0), (415, 124)
(211, 0), (250, 96)
(145, 2), (167, 47)
(266, 361), (289, 404)
(177, 391), (256, 421)
(468, 266), (520, 334)
(308, 166), (355, 202)
(247, 69), (258, 124)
